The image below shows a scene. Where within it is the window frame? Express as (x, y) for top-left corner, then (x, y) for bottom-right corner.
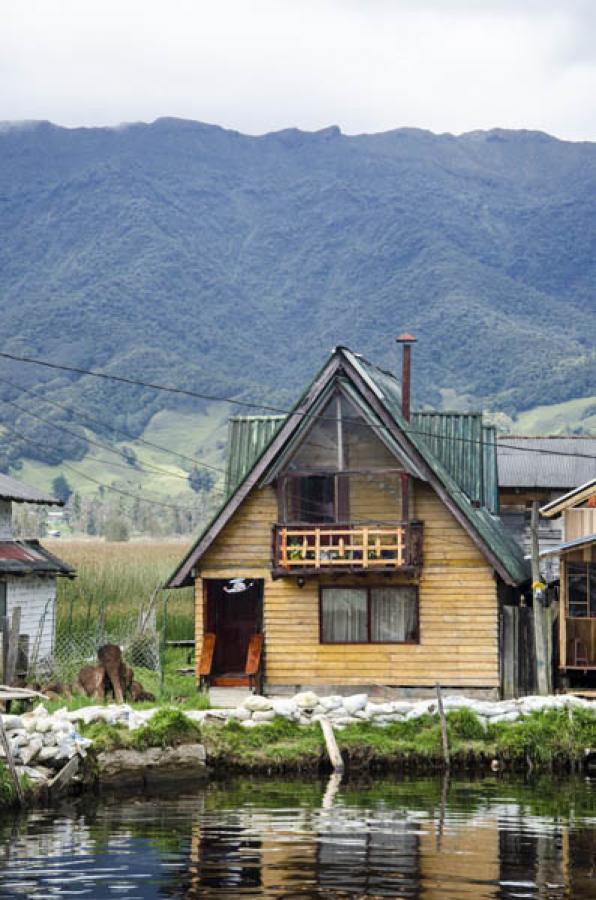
(566, 560), (596, 619)
(318, 584), (420, 645)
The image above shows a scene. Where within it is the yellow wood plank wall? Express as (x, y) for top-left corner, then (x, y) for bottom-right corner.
(195, 481), (499, 688)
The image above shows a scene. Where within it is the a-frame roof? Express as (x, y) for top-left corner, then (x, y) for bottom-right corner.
(167, 347), (528, 588)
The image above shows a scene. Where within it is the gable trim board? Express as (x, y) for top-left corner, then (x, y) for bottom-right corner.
(167, 347), (527, 588)
(540, 478), (596, 518)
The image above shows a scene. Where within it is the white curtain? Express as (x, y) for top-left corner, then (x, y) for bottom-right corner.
(322, 588), (367, 642)
(371, 587), (417, 642)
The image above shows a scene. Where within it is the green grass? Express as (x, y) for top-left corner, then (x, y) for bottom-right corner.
(16, 404), (229, 500)
(513, 394), (596, 435)
(201, 707), (596, 774)
(82, 708), (202, 753)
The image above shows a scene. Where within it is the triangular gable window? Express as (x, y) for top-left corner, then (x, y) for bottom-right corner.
(278, 391), (405, 524)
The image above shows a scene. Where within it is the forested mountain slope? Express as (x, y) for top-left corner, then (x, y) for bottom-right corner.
(0, 118), (594, 469)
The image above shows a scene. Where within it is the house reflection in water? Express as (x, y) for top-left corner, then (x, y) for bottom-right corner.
(183, 781), (595, 899)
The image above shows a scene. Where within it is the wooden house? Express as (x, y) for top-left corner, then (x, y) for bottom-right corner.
(168, 344), (528, 698)
(540, 478), (596, 683)
(0, 474), (74, 675)
(497, 436), (596, 582)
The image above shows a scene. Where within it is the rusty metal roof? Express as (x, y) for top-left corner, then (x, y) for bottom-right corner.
(0, 473), (63, 505)
(0, 539), (75, 576)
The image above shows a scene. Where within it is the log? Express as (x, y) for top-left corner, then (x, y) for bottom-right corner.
(319, 715), (344, 773)
(48, 755), (79, 798)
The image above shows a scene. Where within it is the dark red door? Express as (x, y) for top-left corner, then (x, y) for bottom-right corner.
(207, 579), (262, 677)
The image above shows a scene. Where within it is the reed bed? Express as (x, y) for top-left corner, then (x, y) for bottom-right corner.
(52, 539), (194, 640)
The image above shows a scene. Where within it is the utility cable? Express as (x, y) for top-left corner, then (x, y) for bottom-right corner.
(0, 373), (227, 475)
(0, 350), (594, 460)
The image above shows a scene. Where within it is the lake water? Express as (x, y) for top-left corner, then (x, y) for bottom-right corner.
(0, 775), (594, 898)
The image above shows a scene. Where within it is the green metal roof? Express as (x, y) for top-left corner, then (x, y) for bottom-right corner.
(225, 398), (500, 513)
(225, 415), (285, 495)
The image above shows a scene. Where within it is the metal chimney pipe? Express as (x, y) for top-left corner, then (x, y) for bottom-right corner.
(396, 333), (417, 422)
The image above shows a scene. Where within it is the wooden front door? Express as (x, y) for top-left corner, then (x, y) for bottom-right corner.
(206, 579), (262, 682)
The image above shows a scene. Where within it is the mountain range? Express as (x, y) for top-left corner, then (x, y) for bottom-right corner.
(0, 117), (594, 474)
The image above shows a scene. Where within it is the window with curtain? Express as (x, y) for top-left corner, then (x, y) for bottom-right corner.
(320, 586), (418, 643)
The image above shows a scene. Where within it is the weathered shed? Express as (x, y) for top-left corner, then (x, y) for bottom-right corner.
(0, 474), (74, 675)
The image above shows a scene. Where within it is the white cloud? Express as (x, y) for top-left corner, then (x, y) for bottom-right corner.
(0, 0), (594, 139)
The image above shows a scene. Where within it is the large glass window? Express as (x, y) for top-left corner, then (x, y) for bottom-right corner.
(287, 475), (335, 523)
(320, 586), (418, 643)
(0, 582), (6, 618)
(567, 562), (596, 618)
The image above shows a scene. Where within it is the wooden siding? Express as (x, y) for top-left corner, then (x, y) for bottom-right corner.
(195, 482), (499, 688)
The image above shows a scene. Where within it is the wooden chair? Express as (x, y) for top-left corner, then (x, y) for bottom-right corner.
(568, 637), (589, 668)
(197, 633), (216, 690)
(245, 633), (263, 694)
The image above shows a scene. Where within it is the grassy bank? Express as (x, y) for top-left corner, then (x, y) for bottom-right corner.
(83, 706), (596, 774)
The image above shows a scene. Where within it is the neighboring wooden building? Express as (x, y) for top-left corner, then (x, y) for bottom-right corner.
(497, 436), (596, 582)
(168, 346), (528, 698)
(0, 474), (74, 674)
(540, 479), (596, 684)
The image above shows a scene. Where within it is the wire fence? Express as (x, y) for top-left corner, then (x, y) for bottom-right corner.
(26, 589), (163, 686)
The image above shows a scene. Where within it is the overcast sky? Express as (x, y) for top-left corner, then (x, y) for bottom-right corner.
(2, 0), (595, 140)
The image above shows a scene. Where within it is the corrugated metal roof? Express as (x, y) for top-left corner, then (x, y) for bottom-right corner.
(0, 473), (62, 505)
(0, 539), (75, 576)
(411, 412), (498, 511)
(497, 437), (596, 489)
(537, 532), (596, 558)
(225, 416), (285, 495)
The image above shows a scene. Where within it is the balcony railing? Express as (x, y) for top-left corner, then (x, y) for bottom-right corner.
(273, 521), (423, 573)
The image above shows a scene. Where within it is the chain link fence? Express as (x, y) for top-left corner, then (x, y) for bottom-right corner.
(27, 590), (163, 686)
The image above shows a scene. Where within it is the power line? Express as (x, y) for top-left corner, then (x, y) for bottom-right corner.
(0, 421), (214, 513)
(0, 373), (227, 475)
(0, 395), (228, 488)
(1, 349), (595, 460)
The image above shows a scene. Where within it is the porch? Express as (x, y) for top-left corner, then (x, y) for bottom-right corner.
(272, 521), (423, 576)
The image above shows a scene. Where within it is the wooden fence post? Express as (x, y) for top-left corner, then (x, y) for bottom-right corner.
(319, 716), (344, 773)
(531, 502), (550, 695)
(5, 607), (21, 686)
(0, 715), (24, 805)
(435, 682), (450, 769)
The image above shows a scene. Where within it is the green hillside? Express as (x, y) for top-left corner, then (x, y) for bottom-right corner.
(0, 118), (594, 480)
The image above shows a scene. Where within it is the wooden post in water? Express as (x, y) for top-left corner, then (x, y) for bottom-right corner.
(319, 716), (344, 773)
(435, 682), (450, 769)
(0, 714), (24, 805)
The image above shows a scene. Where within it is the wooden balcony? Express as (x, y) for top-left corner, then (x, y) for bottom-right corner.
(272, 521), (423, 575)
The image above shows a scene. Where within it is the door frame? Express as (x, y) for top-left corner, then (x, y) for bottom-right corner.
(203, 578), (264, 685)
